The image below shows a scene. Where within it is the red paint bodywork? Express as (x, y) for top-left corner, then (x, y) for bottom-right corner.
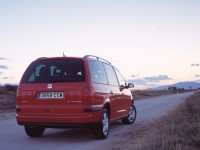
(16, 57), (133, 127)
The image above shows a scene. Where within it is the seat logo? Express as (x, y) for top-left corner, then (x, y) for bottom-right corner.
(47, 84), (53, 89)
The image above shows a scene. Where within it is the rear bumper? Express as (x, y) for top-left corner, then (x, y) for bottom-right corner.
(16, 109), (102, 127)
(17, 122), (98, 128)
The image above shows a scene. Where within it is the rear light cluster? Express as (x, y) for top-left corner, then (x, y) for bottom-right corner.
(16, 87), (22, 113)
(68, 90), (82, 101)
(16, 105), (20, 112)
(16, 87), (22, 102)
(82, 86), (96, 104)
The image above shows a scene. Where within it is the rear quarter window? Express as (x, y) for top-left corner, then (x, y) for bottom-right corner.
(103, 63), (119, 86)
(89, 61), (108, 84)
(21, 59), (85, 83)
(114, 67), (126, 87)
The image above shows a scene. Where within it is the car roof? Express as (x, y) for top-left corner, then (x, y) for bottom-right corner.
(35, 55), (112, 64)
(35, 57), (83, 61)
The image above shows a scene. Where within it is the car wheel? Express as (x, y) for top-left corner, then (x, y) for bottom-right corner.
(122, 104), (136, 124)
(25, 126), (45, 137)
(92, 109), (109, 139)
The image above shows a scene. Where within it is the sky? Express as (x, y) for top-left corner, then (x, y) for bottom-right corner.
(0, 0), (200, 89)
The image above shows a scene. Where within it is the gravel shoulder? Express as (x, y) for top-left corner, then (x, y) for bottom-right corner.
(0, 109), (15, 120)
(96, 92), (195, 150)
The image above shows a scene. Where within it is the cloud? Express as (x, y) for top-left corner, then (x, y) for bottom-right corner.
(2, 77), (13, 80)
(195, 75), (200, 78)
(130, 74), (139, 78)
(128, 79), (146, 85)
(128, 75), (172, 85)
(191, 64), (199, 67)
(0, 65), (8, 69)
(131, 75), (137, 78)
(0, 72), (2, 75)
(143, 75), (172, 82)
(195, 80), (200, 83)
(130, 74), (141, 78)
(0, 57), (7, 60)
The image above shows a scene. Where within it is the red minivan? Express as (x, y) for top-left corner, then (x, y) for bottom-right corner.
(16, 55), (136, 139)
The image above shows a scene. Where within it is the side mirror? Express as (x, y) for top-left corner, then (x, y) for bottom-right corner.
(127, 83), (134, 88)
(119, 85), (125, 91)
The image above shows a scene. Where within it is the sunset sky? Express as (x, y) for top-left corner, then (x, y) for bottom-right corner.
(0, 0), (200, 89)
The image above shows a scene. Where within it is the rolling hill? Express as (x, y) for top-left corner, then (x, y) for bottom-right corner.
(155, 81), (200, 90)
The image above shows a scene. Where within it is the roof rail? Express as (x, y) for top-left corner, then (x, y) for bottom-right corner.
(84, 55), (111, 64)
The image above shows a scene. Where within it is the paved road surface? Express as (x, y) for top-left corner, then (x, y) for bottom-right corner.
(0, 92), (194, 150)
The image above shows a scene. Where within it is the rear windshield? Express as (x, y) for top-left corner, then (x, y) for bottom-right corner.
(21, 59), (85, 83)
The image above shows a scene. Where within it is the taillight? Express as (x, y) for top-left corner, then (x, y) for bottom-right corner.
(16, 86), (22, 102)
(16, 105), (20, 112)
(68, 90), (82, 101)
(82, 86), (95, 103)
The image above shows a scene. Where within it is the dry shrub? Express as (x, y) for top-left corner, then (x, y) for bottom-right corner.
(5, 84), (17, 92)
(0, 85), (17, 109)
(131, 90), (185, 100)
(0, 86), (7, 94)
(133, 92), (200, 150)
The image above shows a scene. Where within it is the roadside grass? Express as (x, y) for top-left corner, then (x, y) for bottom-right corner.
(0, 85), (17, 110)
(0, 85), (194, 111)
(131, 91), (200, 150)
(132, 89), (188, 100)
(1, 85), (200, 149)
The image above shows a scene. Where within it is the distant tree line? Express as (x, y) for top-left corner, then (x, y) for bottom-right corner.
(0, 84), (18, 92)
(168, 86), (185, 91)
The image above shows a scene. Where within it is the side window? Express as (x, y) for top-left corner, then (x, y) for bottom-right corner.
(103, 63), (119, 86)
(89, 61), (108, 84)
(114, 67), (126, 87)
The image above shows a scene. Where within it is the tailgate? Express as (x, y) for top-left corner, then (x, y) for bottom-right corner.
(17, 83), (86, 115)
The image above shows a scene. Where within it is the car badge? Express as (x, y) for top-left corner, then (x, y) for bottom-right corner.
(47, 84), (53, 89)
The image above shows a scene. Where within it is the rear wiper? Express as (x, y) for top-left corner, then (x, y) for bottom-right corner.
(49, 80), (66, 82)
(49, 79), (80, 82)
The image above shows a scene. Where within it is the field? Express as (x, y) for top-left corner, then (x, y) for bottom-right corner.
(132, 89), (187, 100)
(115, 91), (200, 150)
(0, 85), (186, 111)
(0, 85), (193, 111)
(0, 85), (199, 149)
(0, 85), (17, 110)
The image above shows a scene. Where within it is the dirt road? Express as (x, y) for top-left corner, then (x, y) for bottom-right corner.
(0, 92), (194, 150)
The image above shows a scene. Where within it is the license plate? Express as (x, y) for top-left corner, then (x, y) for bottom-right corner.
(38, 92), (64, 99)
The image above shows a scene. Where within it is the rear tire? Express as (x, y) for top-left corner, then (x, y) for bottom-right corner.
(92, 109), (109, 139)
(122, 104), (136, 124)
(25, 126), (45, 137)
